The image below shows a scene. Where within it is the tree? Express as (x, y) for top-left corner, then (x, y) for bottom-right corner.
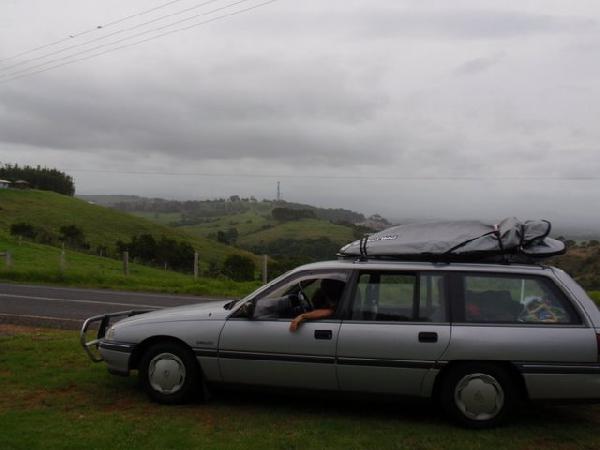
(0, 163), (75, 195)
(222, 254), (255, 281)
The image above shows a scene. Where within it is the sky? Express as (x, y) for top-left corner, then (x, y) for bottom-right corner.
(1, 0), (599, 229)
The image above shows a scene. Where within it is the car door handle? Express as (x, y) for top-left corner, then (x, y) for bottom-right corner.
(418, 332), (438, 343)
(314, 330), (332, 340)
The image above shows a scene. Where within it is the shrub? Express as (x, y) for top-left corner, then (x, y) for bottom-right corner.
(59, 225), (89, 249)
(10, 222), (37, 239)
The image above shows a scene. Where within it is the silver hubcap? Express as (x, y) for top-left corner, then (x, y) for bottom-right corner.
(148, 352), (186, 394)
(454, 373), (504, 421)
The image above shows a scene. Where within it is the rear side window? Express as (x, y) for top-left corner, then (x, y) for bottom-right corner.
(351, 272), (446, 322)
(460, 274), (579, 325)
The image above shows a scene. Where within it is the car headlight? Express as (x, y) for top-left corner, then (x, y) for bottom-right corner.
(105, 326), (115, 341)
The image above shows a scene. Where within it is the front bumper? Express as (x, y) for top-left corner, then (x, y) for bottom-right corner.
(98, 341), (136, 376)
(80, 309), (153, 362)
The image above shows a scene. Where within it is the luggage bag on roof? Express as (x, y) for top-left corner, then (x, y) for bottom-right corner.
(338, 217), (565, 262)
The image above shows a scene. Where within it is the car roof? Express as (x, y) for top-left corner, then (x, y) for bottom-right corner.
(294, 259), (551, 275)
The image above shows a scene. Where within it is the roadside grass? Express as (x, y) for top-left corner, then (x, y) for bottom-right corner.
(0, 233), (260, 298)
(1, 325), (600, 450)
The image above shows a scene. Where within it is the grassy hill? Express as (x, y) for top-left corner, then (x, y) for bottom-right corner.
(0, 189), (256, 268)
(0, 230), (260, 297)
(237, 218), (356, 247)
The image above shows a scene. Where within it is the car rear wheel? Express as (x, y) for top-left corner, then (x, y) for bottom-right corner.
(440, 363), (516, 428)
(139, 342), (202, 404)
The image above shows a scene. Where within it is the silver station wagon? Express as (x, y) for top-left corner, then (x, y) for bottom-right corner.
(81, 219), (600, 427)
(81, 259), (600, 428)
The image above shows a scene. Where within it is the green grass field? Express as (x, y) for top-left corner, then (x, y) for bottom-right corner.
(237, 218), (356, 247)
(179, 213), (356, 247)
(180, 211), (273, 239)
(1, 324), (599, 450)
(130, 211), (184, 226)
(0, 189), (255, 264)
(0, 231), (260, 298)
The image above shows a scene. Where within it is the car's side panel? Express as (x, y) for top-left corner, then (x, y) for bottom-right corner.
(218, 319), (340, 390)
(336, 322), (451, 396)
(551, 267), (600, 329)
(523, 373), (600, 399)
(114, 319), (226, 382)
(445, 326), (597, 362)
(445, 325), (599, 399)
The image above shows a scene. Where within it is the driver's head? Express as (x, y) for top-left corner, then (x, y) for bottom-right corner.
(320, 278), (345, 302)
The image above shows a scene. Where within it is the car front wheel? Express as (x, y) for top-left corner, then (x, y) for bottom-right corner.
(440, 363), (517, 428)
(139, 342), (202, 404)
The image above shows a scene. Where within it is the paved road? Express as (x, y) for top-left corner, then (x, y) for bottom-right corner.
(0, 283), (227, 329)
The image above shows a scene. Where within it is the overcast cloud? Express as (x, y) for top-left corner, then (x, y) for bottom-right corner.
(1, 0), (599, 230)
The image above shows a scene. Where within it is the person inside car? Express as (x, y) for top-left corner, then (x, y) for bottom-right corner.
(289, 278), (345, 332)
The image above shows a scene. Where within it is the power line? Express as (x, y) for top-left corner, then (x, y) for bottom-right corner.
(63, 168), (600, 181)
(0, 0), (278, 84)
(0, 0), (187, 65)
(0, 0), (247, 79)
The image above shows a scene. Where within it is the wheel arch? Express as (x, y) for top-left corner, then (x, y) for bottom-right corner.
(431, 360), (529, 401)
(129, 335), (199, 372)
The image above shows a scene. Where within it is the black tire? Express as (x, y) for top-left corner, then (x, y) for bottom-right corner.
(440, 363), (517, 429)
(139, 341), (203, 404)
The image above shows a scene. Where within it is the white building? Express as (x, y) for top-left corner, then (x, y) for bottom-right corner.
(0, 179), (11, 189)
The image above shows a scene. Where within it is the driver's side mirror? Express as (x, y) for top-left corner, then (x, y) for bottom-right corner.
(236, 301), (255, 319)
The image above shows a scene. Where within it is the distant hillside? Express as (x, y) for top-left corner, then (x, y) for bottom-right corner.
(109, 196), (370, 225)
(0, 189), (256, 268)
(551, 242), (600, 290)
(102, 196), (381, 273)
(77, 194), (145, 206)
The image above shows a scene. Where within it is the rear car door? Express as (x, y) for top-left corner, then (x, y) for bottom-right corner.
(218, 270), (349, 390)
(336, 270), (451, 395)
(446, 271), (599, 399)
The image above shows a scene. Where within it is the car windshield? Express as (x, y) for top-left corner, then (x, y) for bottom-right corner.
(223, 271), (292, 309)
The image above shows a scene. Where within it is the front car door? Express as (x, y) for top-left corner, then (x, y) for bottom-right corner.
(218, 270), (350, 390)
(336, 270), (451, 396)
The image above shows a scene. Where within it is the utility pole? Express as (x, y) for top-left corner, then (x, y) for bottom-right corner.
(276, 181), (281, 202)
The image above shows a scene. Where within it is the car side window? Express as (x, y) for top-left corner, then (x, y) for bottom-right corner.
(462, 274), (579, 324)
(253, 272), (348, 320)
(351, 272), (446, 322)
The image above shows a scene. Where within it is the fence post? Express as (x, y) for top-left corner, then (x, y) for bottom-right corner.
(123, 251), (129, 276)
(194, 251), (199, 279)
(262, 254), (268, 284)
(5, 251), (12, 269)
(59, 246), (66, 273)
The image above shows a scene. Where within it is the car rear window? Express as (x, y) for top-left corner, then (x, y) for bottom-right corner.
(460, 274), (580, 325)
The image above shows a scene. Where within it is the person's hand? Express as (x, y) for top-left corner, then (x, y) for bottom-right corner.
(289, 314), (305, 332)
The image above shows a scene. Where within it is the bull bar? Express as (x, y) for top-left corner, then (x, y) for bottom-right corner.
(80, 310), (154, 362)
